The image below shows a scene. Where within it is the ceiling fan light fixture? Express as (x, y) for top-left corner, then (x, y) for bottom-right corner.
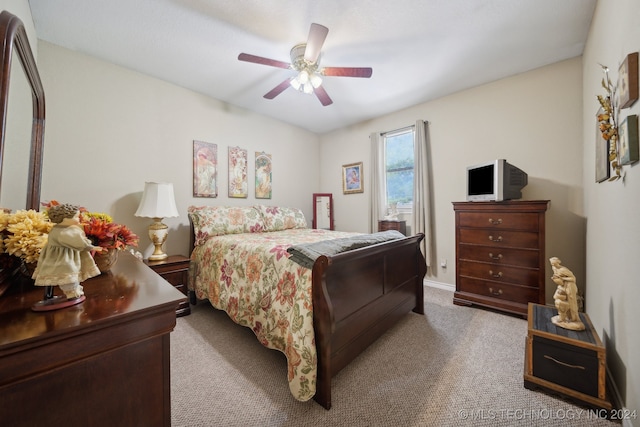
(290, 78), (302, 91)
(310, 73), (322, 88)
(302, 83), (313, 94)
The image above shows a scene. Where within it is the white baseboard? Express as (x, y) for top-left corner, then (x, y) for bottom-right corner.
(424, 279), (454, 292)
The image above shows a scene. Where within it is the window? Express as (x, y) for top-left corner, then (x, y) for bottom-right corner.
(384, 127), (414, 211)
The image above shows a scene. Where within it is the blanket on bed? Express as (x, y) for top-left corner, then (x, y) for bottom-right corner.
(189, 228), (361, 402)
(286, 230), (405, 269)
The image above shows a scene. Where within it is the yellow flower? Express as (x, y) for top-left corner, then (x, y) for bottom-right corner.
(1, 210), (53, 264)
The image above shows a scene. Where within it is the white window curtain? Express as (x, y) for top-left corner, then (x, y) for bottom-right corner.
(413, 119), (434, 268)
(369, 131), (386, 233)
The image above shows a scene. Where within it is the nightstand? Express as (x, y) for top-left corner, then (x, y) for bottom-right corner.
(145, 255), (191, 317)
(378, 219), (406, 235)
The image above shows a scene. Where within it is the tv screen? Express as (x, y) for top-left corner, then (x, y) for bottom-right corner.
(468, 164), (495, 196)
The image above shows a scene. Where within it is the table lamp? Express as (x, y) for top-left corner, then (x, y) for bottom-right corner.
(134, 182), (179, 261)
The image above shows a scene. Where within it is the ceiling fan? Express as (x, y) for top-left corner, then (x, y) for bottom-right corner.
(238, 23), (373, 106)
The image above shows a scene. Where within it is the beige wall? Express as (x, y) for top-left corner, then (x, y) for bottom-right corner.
(320, 58), (585, 298)
(36, 41), (320, 258)
(583, 0), (640, 421)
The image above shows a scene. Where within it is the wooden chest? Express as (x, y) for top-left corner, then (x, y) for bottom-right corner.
(453, 200), (549, 317)
(524, 303), (611, 410)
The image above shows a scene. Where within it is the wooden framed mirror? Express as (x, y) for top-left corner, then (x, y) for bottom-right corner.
(0, 10), (46, 212)
(312, 193), (334, 230)
(0, 10), (46, 296)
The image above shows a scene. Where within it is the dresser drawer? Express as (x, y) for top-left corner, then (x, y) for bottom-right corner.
(458, 260), (540, 285)
(458, 212), (539, 231)
(458, 244), (540, 268)
(458, 277), (539, 304)
(458, 228), (539, 249)
(532, 336), (600, 398)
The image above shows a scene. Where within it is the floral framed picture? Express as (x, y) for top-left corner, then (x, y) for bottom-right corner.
(595, 108), (610, 183)
(228, 146), (248, 198)
(618, 52), (638, 109)
(619, 114), (639, 165)
(342, 162), (363, 194)
(193, 140), (217, 197)
(255, 152), (272, 199)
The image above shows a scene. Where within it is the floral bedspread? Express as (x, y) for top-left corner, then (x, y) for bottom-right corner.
(189, 228), (360, 401)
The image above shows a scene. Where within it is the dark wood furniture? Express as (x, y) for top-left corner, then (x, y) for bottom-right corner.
(189, 224), (427, 410)
(0, 11), (46, 299)
(0, 251), (186, 427)
(146, 255), (191, 316)
(378, 219), (406, 235)
(524, 303), (611, 410)
(453, 200), (549, 317)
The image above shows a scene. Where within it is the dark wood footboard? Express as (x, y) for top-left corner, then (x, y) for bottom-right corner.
(311, 233), (427, 409)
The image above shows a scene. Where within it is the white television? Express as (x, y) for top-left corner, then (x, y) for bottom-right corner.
(466, 159), (528, 201)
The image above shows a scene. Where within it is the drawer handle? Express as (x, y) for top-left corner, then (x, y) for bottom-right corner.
(488, 253), (503, 260)
(488, 218), (502, 225)
(543, 355), (586, 370)
(488, 235), (503, 242)
(488, 287), (503, 296)
(489, 270), (503, 278)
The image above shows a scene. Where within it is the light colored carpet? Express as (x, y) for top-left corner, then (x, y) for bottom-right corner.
(170, 287), (618, 426)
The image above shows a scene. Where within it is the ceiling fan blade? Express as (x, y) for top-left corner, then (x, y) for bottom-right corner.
(264, 78), (293, 99)
(238, 53), (291, 70)
(304, 23), (329, 63)
(314, 85), (333, 106)
(322, 67), (373, 78)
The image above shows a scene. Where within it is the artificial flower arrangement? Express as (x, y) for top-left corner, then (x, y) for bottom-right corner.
(0, 209), (54, 264)
(43, 200), (139, 251)
(0, 202), (139, 271)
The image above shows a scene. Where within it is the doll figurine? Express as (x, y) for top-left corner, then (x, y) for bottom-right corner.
(31, 203), (104, 311)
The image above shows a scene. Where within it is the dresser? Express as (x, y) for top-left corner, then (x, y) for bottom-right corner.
(0, 251), (186, 427)
(452, 200), (549, 317)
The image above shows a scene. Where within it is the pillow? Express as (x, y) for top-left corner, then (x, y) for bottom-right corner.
(188, 206), (264, 246)
(255, 205), (308, 231)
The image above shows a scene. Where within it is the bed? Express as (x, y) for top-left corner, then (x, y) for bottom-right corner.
(187, 205), (427, 409)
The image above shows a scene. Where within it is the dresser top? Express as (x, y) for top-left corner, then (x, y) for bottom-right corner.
(453, 200), (550, 212)
(0, 251), (186, 349)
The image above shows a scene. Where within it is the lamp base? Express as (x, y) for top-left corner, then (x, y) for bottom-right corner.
(148, 218), (169, 261)
(148, 253), (168, 261)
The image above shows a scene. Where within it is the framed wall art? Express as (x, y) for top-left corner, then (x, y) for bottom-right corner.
(228, 146), (248, 198)
(619, 114), (639, 165)
(255, 152), (272, 199)
(193, 140), (217, 197)
(618, 52), (638, 109)
(595, 109), (610, 183)
(342, 162), (363, 194)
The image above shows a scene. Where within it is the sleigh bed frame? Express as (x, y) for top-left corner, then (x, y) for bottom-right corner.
(188, 218), (426, 410)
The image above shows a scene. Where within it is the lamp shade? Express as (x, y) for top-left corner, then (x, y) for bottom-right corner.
(134, 182), (179, 219)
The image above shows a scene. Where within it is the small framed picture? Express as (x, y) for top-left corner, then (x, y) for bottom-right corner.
(595, 109), (610, 183)
(618, 52), (638, 109)
(342, 162), (363, 194)
(619, 114), (639, 165)
(228, 146), (248, 198)
(193, 140), (217, 197)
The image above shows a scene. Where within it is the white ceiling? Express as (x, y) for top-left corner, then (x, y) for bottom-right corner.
(28, 0), (596, 134)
